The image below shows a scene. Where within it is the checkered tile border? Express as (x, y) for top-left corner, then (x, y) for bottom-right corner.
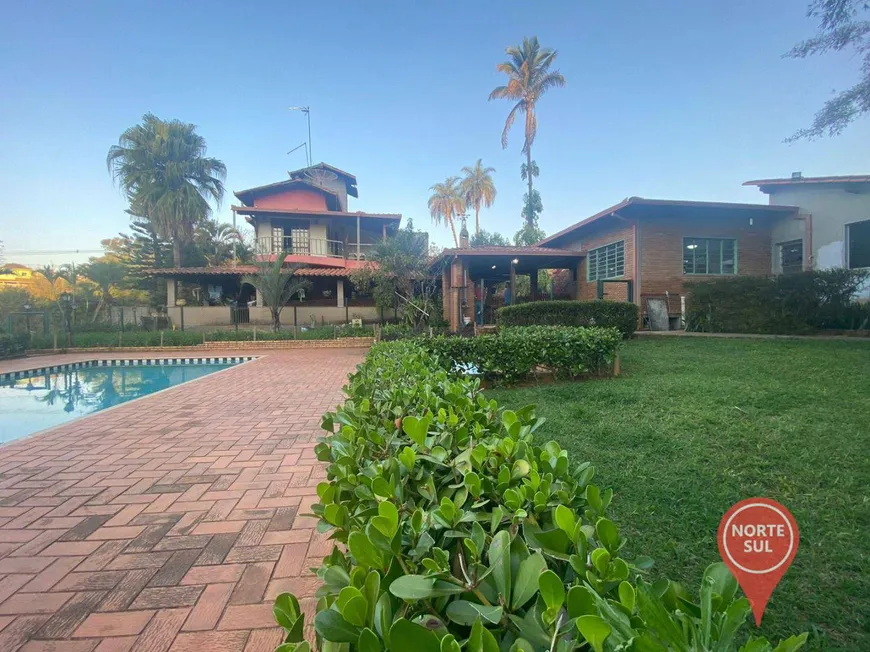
(0, 356), (256, 383)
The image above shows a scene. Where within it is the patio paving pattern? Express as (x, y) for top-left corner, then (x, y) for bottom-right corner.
(0, 348), (365, 652)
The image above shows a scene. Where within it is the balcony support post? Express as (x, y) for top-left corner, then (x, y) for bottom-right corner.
(356, 216), (361, 261)
(337, 279), (345, 308)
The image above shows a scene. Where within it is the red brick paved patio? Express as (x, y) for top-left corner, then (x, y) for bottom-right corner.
(0, 348), (365, 652)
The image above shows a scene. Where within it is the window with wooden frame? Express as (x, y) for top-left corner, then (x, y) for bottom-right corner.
(778, 240), (803, 275)
(683, 237), (737, 275)
(847, 219), (870, 269)
(587, 240), (625, 281)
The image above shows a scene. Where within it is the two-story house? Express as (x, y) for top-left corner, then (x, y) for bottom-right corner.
(150, 163), (402, 328)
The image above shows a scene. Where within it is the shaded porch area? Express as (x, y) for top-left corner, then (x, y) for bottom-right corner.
(436, 247), (586, 332)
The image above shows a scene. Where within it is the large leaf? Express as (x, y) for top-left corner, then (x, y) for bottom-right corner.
(538, 570), (565, 612)
(488, 530), (512, 605)
(348, 531), (384, 571)
(273, 592), (304, 642)
(445, 600), (503, 626)
(576, 615), (612, 652)
(467, 617), (500, 652)
(357, 627), (382, 652)
(511, 552), (546, 611)
(389, 575), (463, 600)
(389, 618), (440, 652)
(314, 609), (361, 643)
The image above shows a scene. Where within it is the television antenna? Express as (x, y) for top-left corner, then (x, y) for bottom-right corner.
(288, 106), (311, 165)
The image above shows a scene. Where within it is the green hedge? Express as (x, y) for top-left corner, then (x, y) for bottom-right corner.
(270, 340), (807, 652)
(25, 325), (375, 349)
(686, 270), (870, 335)
(496, 300), (639, 338)
(0, 333), (29, 359)
(419, 326), (621, 384)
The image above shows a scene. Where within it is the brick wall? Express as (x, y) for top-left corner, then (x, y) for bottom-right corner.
(561, 218), (636, 300)
(639, 214), (772, 303)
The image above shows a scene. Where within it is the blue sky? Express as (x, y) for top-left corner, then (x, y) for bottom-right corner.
(1, 0), (867, 265)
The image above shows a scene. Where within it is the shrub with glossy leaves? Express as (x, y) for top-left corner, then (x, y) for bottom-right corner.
(496, 301), (639, 338)
(272, 341), (807, 652)
(420, 326), (622, 385)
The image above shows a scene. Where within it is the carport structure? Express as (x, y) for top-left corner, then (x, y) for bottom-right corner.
(433, 246), (585, 331)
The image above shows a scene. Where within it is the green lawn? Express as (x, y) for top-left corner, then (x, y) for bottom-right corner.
(488, 336), (870, 651)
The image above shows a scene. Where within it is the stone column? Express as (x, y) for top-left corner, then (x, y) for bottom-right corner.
(166, 278), (177, 308)
(337, 279), (345, 308)
(256, 290), (263, 308)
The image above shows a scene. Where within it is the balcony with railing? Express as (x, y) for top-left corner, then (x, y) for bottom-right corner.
(256, 236), (344, 258)
(256, 237), (379, 261)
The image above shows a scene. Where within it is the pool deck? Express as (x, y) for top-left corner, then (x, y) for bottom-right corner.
(0, 348), (365, 652)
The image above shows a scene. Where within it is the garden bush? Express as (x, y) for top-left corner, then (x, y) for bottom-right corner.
(420, 326), (622, 384)
(0, 333), (29, 359)
(378, 323), (415, 341)
(271, 340), (806, 651)
(686, 270), (870, 335)
(497, 300), (639, 338)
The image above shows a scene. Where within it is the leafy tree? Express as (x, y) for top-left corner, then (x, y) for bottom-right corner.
(428, 177), (465, 247)
(194, 220), (249, 266)
(107, 113), (227, 267)
(489, 36), (565, 229)
(36, 266), (65, 302)
(81, 260), (127, 322)
(240, 256), (311, 332)
(350, 223), (436, 326)
(787, 0), (870, 139)
(470, 229), (511, 247)
(460, 159), (497, 235)
(514, 219), (546, 247)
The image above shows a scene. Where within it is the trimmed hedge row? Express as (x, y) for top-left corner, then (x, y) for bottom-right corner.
(686, 270), (870, 335)
(419, 326), (622, 384)
(496, 300), (639, 338)
(270, 340), (807, 652)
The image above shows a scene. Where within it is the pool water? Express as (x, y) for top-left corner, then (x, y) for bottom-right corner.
(0, 361), (239, 443)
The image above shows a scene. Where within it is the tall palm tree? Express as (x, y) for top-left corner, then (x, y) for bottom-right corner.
(194, 220), (245, 266)
(37, 266), (63, 302)
(107, 113), (226, 267)
(460, 160), (497, 236)
(428, 177), (465, 247)
(489, 36), (566, 228)
(241, 256), (311, 332)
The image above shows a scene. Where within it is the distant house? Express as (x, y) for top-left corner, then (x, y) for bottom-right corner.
(148, 163), (402, 327)
(0, 264), (35, 289)
(437, 173), (870, 331)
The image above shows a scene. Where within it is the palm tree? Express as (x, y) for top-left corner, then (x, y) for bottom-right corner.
(460, 160), (497, 236)
(428, 177), (465, 247)
(194, 220), (245, 266)
(107, 113), (227, 267)
(37, 266), (63, 302)
(241, 256), (311, 332)
(489, 37), (566, 228)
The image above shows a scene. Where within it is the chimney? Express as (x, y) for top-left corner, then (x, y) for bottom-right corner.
(459, 216), (469, 249)
(791, 171), (803, 180)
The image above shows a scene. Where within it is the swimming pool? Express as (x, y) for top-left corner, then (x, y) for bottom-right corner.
(0, 357), (252, 443)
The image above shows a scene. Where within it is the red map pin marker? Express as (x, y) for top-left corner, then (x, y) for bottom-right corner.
(717, 498), (799, 626)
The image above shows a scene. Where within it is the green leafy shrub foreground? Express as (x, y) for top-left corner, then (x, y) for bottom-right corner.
(0, 333), (29, 359)
(686, 270), (870, 335)
(418, 326), (622, 385)
(271, 340), (807, 652)
(496, 301), (640, 339)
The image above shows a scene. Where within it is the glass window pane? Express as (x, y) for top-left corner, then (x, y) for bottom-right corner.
(721, 239), (736, 274)
(848, 220), (870, 269)
(708, 240), (722, 274)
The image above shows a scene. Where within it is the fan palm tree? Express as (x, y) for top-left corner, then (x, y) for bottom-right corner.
(489, 36), (566, 228)
(460, 160), (497, 236)
(428, 177), (465, 247)
(107, 113), (226, 267)
(194, 220), (244, 266)
(241, 256), (311, 332)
